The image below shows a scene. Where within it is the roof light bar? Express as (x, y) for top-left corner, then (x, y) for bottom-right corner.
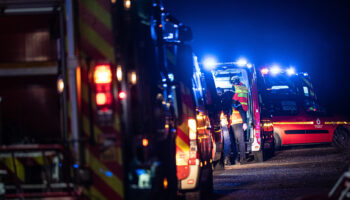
(202, 56), (217, 70)
(236, 58), (248, 67)
(286, 67), (295, 76)
(270, 65), (281, 75)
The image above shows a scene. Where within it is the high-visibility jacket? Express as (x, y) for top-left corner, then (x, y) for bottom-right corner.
(233, 83), (248, 112)
(231, 109), (243, 125)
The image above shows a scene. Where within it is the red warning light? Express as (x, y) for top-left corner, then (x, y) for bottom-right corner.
(118, 91), (127, 99)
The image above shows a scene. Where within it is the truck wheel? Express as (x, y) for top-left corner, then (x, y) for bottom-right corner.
(274, 132), (282, 150)
(253, 150), (264, 162)
(333, 126), (350, 150)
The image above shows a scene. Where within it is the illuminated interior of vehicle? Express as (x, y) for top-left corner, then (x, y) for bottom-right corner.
(212, 67), (250, 92)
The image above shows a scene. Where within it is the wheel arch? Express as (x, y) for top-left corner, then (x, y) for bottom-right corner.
(273, 128), (283, 149)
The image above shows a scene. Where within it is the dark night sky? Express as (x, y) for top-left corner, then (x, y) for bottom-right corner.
(165, 0), (350, 117)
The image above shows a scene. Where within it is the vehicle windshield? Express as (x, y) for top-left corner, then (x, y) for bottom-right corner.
(263, 74), (299, 97)
(261, 73), (327, 116)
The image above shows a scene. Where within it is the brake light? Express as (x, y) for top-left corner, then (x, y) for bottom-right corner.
(96, 93), (112, 106)
(263, 122), (273, 132)
(93, 64), (113, 114)
(94, 65), (112, 84)
(188, 119), (197, 140)
(188, 118), (198, 165)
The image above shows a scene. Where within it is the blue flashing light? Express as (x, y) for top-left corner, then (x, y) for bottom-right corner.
(163, 33), (174, 40)
(168, 73), (174, 82)
(247, 63), (252, 68)
(162, 78), (166, 82)
(163, 83), (167, 88)
(153, 3), (157, 7)
(270, 65), (281, 75)
(202, 56), (217, 70)
(303, 72), (308, 76)
(236, 58), (248, 67)
(174, 24), (178, 28)
(135, 169), (147, 176)
(105, 171), (113, 177)
(59, 163), (62, 167)
(286, 67), (295, 76)
(73, 164), (79, 169)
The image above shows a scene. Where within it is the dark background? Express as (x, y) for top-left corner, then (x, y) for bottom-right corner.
(165, 0), (350, 118)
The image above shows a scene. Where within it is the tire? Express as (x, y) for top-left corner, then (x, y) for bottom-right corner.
(274, 132), (282, 150)
(253, 150), (264, 162)
(333, 126), (350, 150)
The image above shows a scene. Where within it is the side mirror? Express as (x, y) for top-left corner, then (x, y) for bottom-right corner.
(179, 25), (193, 42)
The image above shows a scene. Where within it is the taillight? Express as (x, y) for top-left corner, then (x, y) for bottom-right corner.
(96, 93), (112, 106)
(93, 64), (113, 112)
(263, 122), (273, 132)
(94, 65), (112, 84)
(188, 119), (197, 140)
(188, 118), (198, 165)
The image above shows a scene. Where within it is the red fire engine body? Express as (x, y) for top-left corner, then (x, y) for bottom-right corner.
(259, 69), (350, 149)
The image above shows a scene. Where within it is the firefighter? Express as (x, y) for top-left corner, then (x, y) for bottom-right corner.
(229, 76), (248, 164)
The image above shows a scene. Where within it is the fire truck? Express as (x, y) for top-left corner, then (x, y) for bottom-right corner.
(259, 66), (350, 150)
(0, 0), (216, 199)
(205, 60), (275, 162)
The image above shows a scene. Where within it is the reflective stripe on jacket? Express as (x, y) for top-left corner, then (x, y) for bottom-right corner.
(233, 83), (248, 111)
(231, 109), (243, 124)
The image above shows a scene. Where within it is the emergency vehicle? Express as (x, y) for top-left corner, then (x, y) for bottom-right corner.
(259, 67), (350, 150)
(206, 61), (275, 162)
(0, 0), (216, 199)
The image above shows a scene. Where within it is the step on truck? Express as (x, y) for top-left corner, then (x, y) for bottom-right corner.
(0, 0), (216, 199)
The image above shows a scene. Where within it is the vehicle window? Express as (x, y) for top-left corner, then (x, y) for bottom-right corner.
(303, 99), (327, 116)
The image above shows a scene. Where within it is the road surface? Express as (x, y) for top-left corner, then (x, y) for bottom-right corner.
(212, 145), (350, 200)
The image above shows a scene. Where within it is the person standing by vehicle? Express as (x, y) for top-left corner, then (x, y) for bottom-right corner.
(230, 76), (248, 164)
